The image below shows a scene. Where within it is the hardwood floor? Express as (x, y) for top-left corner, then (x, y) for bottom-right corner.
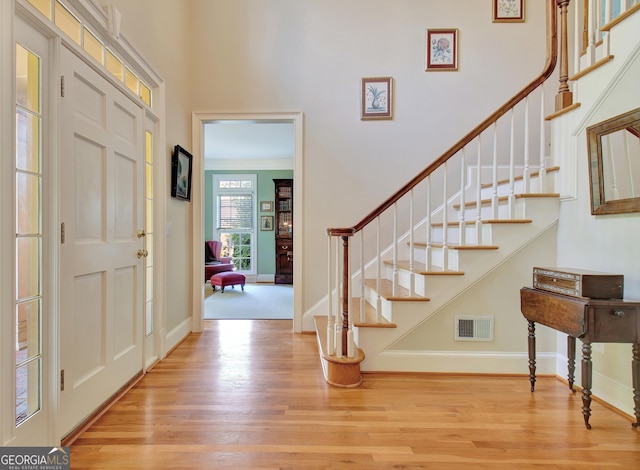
(70, 320), (640, 469)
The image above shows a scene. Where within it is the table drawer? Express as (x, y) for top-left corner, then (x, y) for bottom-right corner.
(590, 307), (639, 343)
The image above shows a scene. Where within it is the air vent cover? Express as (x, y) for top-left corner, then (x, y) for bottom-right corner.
(455, 315), (493, 341)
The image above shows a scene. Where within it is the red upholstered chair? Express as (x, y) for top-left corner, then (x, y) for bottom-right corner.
(204, 241), (234, 281)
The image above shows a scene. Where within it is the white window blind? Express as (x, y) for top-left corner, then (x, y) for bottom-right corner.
(218, 194), (253, 230)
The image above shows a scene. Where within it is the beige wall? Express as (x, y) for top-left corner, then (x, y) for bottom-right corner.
(187, 0), (548, 315)
(96, 0), (549, 330)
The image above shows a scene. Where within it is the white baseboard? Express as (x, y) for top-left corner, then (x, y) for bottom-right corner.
(256, 274), (275, 283)
(361, 349), (557, 375)
(165, 317), (191, 353)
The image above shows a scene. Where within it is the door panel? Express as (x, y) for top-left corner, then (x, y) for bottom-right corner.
(59, 47), (144, 436)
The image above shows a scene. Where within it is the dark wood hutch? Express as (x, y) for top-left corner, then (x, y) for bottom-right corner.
(273, 179), (293, 284)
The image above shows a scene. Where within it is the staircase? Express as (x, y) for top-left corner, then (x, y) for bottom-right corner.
(315, 0), (640, 386)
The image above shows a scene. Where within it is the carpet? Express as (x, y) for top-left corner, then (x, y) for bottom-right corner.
(204, 283), (293, 320)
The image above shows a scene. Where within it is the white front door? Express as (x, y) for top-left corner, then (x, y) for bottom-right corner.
(59, 47), (144, 437)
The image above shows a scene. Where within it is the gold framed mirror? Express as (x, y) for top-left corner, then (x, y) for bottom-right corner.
(586, 108), (640, 215)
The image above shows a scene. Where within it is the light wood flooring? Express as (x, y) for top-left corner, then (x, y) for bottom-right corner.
(70, 320), (640, 469)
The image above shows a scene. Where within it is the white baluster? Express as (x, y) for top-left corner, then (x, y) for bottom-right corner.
(539, 86), (548, 193)
(586, 0), (597, 66)
(491, 123), (499, 220)
(359, 230), (365, 323)
(376, 217), (382, 323)
(425, 176), (433, 269)
(623, 129), (637, 197)
(392, 203), (398, 296)
(605, 134), (620, 200)
(508, 108), (516, 219)
(327, 235), (334, 356)
(409, 189), (415, 296)
(523, 96), (531, 193)
(603, 0), (612, 57)
(442, 163), (449, 271)
(475, 135), (483, 245)
(458, 148), (467, 246)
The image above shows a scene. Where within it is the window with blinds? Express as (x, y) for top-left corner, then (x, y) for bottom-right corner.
(218, 194), (253, 230)
(214, 175), (256, 272)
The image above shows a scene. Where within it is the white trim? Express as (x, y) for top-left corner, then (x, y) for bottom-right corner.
(0, 0), (15, 447)
(214, 173), (258, 276)
(364, 350), (558, 374)
(166, 318), (192, 355)
(205, 158), (294, 171)
(192, 112), (304, 333)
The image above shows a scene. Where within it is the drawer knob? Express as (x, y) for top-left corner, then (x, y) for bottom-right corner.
(612, 310), (625, 318)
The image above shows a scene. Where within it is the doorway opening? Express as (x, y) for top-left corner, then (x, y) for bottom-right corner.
(191, 113), (303, 332)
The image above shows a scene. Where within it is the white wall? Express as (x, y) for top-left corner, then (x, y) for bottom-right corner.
(187, 0), (549, 318)
(89, 1), (550, 333)
(553, 42), (640, 418)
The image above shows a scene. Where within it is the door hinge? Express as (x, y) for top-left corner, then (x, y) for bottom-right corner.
(60, 76), (64, 97)
(60, 369), (65, 391)
(60, 222), (65, 244)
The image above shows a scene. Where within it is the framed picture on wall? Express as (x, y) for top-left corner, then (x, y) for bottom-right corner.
(260, 201), (273, 212)
(426, 29), (458, 71)
(171, 145), (193, 201)
(361, 77), (393, 120)
(261, 215), (274, 231)
(493, 0), (525, 23)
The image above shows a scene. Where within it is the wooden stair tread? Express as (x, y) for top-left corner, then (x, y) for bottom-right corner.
(412, 241), (500, 250)
(383, 259), (465, 275)
(453, 193), (560, 209)
(350, 298), (396, 328)
(431, 219), (532, 226)
(479, 166), (560, 189)
(364, 278), (430, 301)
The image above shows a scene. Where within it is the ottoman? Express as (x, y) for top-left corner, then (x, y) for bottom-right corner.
(210, 271), (246, 293)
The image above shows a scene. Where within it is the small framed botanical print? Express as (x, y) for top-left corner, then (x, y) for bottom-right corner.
(493, 0), (525, 23)
(426, 29), (458, 71)
(361, 77), (393, 120)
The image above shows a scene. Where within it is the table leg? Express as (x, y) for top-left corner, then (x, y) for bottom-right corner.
(581, 342), (593, 430)
(632, 343), (640, 429)
(527, 320), (536, 392)
(567, 336), (576, 392)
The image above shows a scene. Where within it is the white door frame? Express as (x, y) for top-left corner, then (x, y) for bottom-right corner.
(191, 112), (304, 333)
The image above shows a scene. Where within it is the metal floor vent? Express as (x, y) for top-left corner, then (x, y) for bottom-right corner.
(455, 315), (494, 341)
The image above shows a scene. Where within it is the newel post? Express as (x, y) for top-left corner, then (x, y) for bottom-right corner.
(341, 235), (350, 354)
(555, 0), (573, 110)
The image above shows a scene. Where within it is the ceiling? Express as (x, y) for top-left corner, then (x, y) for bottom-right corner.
(203, 120), (294, 170)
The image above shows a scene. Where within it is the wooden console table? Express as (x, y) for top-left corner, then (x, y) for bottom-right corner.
(520, 287), (640, 429)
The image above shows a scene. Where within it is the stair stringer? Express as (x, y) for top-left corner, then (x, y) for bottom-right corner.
(354, 214), (559, 374)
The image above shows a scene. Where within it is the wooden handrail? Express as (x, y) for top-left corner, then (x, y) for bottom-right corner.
(327, 0), (558, 237)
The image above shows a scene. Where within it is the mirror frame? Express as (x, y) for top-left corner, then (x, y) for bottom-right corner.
(586, 107), (640, 215)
